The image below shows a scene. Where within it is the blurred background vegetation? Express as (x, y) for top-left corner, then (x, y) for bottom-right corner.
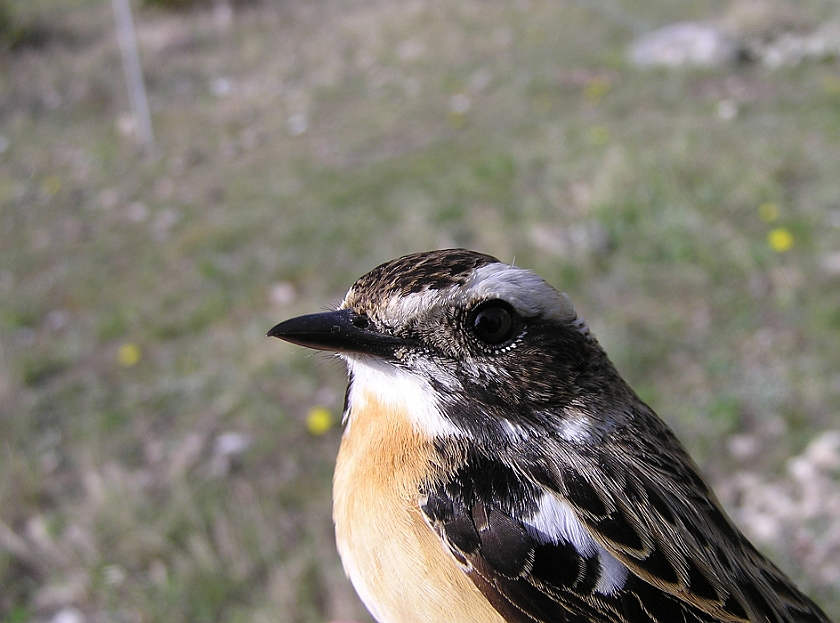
(1, 0), (840, 621)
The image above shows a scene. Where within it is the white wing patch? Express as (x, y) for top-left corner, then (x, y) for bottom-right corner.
(526, 493), (597, 555)
(525, 493), (629, 596)
(595, 543), (630, 596)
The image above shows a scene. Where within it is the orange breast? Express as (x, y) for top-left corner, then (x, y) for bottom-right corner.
(332, 390), (506, 623)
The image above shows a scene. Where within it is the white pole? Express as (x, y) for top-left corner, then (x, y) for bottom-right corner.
(111, 0), (154, 151)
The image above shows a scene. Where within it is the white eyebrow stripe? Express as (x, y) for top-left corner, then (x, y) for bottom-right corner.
(464, 263), (578, 321)
(524, 493), (629, 595)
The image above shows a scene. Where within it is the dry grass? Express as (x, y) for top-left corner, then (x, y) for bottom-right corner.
(1, 0), (839, 621)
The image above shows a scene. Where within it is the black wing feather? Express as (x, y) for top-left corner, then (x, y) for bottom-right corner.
(420, 457), (718, 623)
(420, 438), (832, 623)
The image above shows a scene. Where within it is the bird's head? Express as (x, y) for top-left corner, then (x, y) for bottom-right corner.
(269, 249), (629, 444)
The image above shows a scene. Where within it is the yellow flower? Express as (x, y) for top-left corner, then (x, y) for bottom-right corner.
(42, 176), (61, 196)
(824, 75), (840, 95)
(306, 406), (334, 436)
(758, 202), (779, 222)
(589, 125), (610, 146)
(118, 343), (141, 367)
(532, 94), (552, 113)
(768, 228), (793, 253)
(527, 28), (546, 45)
(446, 111), (466, 130)
(584, 77), (611, 102)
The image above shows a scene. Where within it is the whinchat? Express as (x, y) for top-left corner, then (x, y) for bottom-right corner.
(268, 249), (831, 623)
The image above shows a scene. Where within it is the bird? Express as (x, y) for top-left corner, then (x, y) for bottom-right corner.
(267, 248), (832, 623)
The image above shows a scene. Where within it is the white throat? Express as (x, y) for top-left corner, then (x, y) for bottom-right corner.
(343, 356), (462, 439)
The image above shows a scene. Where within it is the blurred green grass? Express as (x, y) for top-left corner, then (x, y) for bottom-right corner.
(2, 0), (840, 621)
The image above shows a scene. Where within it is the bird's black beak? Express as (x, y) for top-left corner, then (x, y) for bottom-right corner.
(267, 309), (412, 357)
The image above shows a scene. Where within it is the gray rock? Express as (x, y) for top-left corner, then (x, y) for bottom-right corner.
(753, 22), (840, 68)
(629, 22), (742, 68)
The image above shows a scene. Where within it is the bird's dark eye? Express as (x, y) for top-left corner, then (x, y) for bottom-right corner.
(469, 301), (516, 345)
